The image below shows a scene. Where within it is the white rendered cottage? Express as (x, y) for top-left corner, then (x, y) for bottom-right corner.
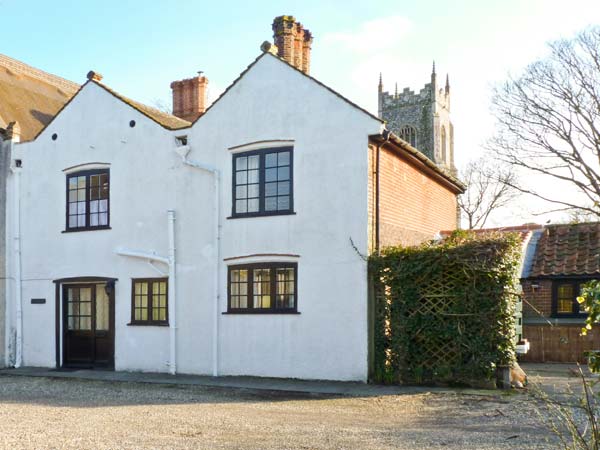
(4, 23), (463, 381)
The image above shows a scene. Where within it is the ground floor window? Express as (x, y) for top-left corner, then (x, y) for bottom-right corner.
(131, 278), (168, 325)
(552, 279), (591, 317)
(227, 263), (297, 313)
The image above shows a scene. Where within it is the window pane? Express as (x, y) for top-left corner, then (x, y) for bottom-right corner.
(68, 177), (77, 188)
(557, 284), (574, 314)
(278, 181), (290, 195)
(248, 155), (259, 170)
(236, 200), (247, 214)
(77, 177), (86, 189)
(236, 185), (247, 200)
(278, 151), (290, 166)
(265, 168), (277, 182)
(277, 196), (290, 210)
(99, 213), (108, 226)
(99, 200), (108, 213)
(265, 197), (277, 211)
(278, 166), (290, 180)
(276, 268), (295, 309)
(265, 182), (277, 197)
(77, 189), (86, 201)
(69, 190), (77, 202)
(247, 184), (259, 198)
(253, 269), (271, 308)
(558, 299), (573, 314)
(265, 153), (277, 168)
(77, 215), (86, 227)
(248, 170), (259, 184)
(236, 156), (248, 170)
(236, 171), (247, 185)
(96, 285), (109, 331)
(90, 201), (98, 213)
(248, 198), (259, 212)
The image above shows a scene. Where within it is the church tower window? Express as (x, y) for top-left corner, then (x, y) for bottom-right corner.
(399, 125), (417, 148)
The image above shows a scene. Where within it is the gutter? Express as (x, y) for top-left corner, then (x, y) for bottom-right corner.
(174, 143), (221, 377)
(369, 132), (465, 194)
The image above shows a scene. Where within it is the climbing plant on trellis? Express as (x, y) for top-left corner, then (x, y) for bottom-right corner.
(370, 231), (522, 386)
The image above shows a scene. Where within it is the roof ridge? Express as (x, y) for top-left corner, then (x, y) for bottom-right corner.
(95, 81), (189, 125)
(0, 53), (79, 93)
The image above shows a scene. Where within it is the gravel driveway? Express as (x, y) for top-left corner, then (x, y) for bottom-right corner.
(0, 376), (554, 449)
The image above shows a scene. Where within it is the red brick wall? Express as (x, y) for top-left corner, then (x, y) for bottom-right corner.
(368, 144), (458, 251)
(522, 279), (553, 318)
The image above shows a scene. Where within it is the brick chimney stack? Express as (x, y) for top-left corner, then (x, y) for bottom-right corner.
(170, 74), (208, 123)
(272, 16), (313, 74)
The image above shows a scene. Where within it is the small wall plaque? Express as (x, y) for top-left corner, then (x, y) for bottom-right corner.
(31, 298), (46, 305)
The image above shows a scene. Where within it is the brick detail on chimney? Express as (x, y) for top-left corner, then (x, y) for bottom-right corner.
(170, 75), (208, 123)
(272, 16), (313, 74)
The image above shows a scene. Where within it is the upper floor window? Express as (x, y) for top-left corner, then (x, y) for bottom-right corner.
(227, 262), (297, 313)
(399, 125), (417, 148)
(232, 147), (293, 218)
(552, 280), (589, 317)
(66, 169), (110, 231)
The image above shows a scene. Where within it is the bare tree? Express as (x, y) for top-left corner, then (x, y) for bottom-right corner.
(458, 158), (518, 229)
(490, 27), (600, 217)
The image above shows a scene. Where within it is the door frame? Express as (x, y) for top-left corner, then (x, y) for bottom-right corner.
(53, 277), (117, 369)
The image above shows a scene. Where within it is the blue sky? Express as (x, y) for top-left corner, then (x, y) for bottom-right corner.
(3, 0), (600, 224)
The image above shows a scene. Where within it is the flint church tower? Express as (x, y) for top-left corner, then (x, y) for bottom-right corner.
(378, 63), (455, 174)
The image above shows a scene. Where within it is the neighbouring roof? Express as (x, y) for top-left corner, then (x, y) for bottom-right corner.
(0, 54), (80, 141)
(441, 224), (543, 243)
(95, 80), (190, 130)
(529, 222), (600, 278)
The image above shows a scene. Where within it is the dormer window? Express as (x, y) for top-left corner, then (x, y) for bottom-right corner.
(65, 169), (110, 231)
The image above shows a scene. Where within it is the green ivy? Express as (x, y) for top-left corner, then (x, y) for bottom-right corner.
(370, 231), (522, 387)
(577, 280), (600, 371)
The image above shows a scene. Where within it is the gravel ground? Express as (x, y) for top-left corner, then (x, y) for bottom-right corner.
(0, 376), (555, 450)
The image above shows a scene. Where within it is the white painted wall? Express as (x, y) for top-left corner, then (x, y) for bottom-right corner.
(9, 53), (383, 381)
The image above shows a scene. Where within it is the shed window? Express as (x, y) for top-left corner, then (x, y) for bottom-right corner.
(552, 280), (589, 317)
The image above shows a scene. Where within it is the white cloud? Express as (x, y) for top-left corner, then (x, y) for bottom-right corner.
(322, 16), (412, 53)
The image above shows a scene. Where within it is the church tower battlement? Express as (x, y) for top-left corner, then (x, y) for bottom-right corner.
(378, 63), (455, 174)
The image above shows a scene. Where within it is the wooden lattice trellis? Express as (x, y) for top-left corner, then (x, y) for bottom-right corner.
(370, 231), (521, 386)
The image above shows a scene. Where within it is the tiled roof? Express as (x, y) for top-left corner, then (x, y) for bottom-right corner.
(0, 54), (79, 141)
(94, 81), (190, 130)
(529, 222), (600, 278)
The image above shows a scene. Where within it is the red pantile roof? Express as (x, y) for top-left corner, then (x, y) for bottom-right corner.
(529, 222), (600, 278)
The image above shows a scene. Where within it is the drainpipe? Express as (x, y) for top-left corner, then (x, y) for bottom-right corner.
(174, 143), (221, 377)
(10, 162), (22, 368)
(167, 210), (177, 375)
(115, 240), (175, 373)
(375, 129), (391, 254)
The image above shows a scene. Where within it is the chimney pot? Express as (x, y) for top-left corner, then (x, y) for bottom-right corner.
(170, 74), (209, 123)
(86, 71), (103, 82)
(272, 15), (313, 74)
